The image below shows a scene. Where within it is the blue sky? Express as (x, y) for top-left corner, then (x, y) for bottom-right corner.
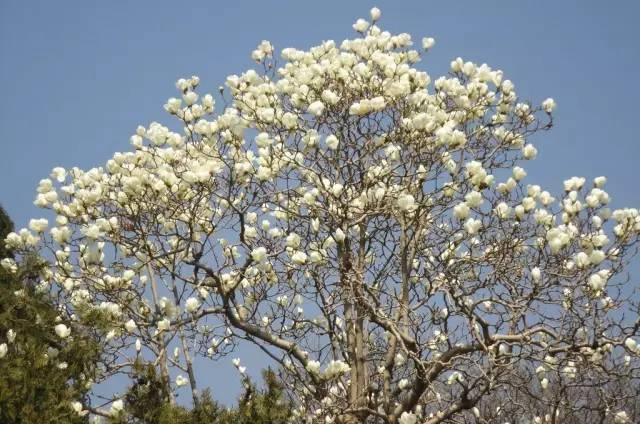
(1, 0), (639, 405)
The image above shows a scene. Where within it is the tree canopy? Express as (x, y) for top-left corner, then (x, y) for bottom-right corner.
(0, 205), (100, 423)
(2, 7), (639, 424)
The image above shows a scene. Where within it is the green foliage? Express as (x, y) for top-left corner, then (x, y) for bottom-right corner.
(0, 207), (100, 424)
(112, 388), (222, 424)
(112, 367), (292, 423)
(230, 369), (293, 424)
(0, 205), (13, 260)
(115, 362), (187, 423)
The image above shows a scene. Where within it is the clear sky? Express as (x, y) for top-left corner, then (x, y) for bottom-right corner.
(1, 0), (639, 405)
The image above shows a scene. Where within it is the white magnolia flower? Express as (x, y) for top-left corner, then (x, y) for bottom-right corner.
(562, 362), (577, 379)
(157, 318), (171, 332)
(51, 167), (67, 182)
(574, 251), (590, 268)
(594, 176), (607, 188)
(325, 134), (339, 150)
(185, 297), (201, 313)
(261, 316), (270, 326)
(589, 250), (606, 265)
(447, 371), (464, 385)
(465, 191), (483, 208)
(614, 411), (630, 423)
(55, 324), (71, 339)
(0, 343), (7, 359)
(29, 218), (48, 233)
(333, 228), (346, 243)
(397, 193), (416, 212)
(512, 166), (527, 181)
(7, 329), (16, 344)
(257, 107), (275, 122)
(71, 401), (84, 415)
(124, 319), (137, 333)
(399, 411), (417, 424)
(110, 399), (124, 415)
(307, 101), (325, 116)
(81, 224), (102, 240)
(175, 375), (188, 387)
(321, 89), (340, 105)
(306, 360), (321, 374)
(464, 218), (482, 235)
(353, 18), (369, 33)
(422, 37), (435, 50)
(286, 232), (301, 248)
(251, 246), (268, 262)
(370, 7), (381, 21)
(588, 273), (605, 292)
(183, 91), (198, 106)
(0, 258), (17, 274)
(164, 97), (181, 114)
(323, 360), (350, 378)
(531, 267), (542, 282)
(291, 251), (308, 265)
(564, 176), (586, 192)
(495, 202), (511, 219)
(522, 144), (538, 160)
(453, 203), (470, 220)
(542, 98), (556, 113)
(540, 377), (549, 390)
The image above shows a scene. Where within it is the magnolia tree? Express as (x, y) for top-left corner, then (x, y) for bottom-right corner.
(3, 7), (640, 424)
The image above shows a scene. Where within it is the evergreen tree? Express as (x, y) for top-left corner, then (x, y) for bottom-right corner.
(112, 366), (292, 423)
(0, 205), (100, 423)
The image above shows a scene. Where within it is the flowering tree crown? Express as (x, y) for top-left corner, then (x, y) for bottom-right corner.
(3, 7), (640, 424)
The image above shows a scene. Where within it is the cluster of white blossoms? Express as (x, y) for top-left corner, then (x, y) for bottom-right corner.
(54, 323), (71, 338)
(3, 6), (640, 422)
